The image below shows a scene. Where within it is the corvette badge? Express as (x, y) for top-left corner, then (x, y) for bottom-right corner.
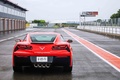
(40, 47), (45, 50)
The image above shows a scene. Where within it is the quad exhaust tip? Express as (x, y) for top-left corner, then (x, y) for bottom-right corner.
(34, 64), (51, 68)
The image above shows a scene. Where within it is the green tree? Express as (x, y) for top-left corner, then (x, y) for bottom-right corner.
(32, 20), (46, 26)
(32, 20), (46, 24)
(97, 19), (102, 22)
(110, 9), (120, 19)
(117, 9), (120, 18)
(32, 20), (39, 23)
(39, 20), (46, 24)
(110, 13), (118, 19)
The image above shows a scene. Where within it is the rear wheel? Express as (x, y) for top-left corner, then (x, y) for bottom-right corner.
(13, 66), (23, 72)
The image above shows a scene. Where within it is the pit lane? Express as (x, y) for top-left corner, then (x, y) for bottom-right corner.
(0, 28), (120, 80)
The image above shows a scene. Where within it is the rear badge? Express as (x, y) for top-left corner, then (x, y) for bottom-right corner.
(40, 47), (45, 50)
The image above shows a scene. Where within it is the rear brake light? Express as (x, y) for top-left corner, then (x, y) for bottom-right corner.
(14, 45), (32, 51)
(52, 45), (70, 52)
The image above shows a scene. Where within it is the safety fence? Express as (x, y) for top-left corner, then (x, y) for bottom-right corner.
(77, 26), (120, 35)
(80, 18), (120, 26)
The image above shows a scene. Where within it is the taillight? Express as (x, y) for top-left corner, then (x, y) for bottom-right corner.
(52, 45), (70, 52)
(14, 45), (32, 51)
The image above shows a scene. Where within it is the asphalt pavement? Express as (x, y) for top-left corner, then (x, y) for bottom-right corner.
(0, 27), (120, 80)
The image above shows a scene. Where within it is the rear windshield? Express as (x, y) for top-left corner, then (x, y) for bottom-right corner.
(30, 34), (56, 42)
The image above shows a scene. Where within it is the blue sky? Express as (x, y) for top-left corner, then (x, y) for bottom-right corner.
(12, 0), (120, 21)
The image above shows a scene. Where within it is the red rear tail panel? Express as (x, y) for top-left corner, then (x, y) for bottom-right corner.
(31, 43), (53, 52)
(14, 43), (71, 56)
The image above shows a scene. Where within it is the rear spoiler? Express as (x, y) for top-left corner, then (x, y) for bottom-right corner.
(31, 42), (54, 44)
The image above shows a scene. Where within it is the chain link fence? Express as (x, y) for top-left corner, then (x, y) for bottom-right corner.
(78, 18), (120, 38)
(80, 18), (120, 26)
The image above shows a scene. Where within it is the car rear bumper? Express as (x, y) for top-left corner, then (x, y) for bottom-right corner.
(13, 56), (71, 67)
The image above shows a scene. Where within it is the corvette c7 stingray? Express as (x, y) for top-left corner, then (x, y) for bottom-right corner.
(12, 32), (73, 72)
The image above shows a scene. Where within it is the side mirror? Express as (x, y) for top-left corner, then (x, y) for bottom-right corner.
(15, 39), (22, 42)
(67, 39), (73, 43)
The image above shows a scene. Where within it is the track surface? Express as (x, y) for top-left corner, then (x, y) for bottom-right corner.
(0, 27), (120, 80)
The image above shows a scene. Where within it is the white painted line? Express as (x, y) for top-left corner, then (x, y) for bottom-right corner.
(0, 33), (27, 43)
(7, 37), (14, 40)
(14, 35), (19, 38)
(0, 39), (8, 42)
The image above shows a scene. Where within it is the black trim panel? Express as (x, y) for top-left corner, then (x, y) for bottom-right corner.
(14, 56), (70, 67)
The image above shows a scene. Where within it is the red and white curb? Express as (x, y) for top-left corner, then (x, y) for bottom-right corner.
(62, 29), (120, 72)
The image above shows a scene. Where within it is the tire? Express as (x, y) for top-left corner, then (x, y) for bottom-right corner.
(13, 66), (23, 72)
(64, 66), (72, 72)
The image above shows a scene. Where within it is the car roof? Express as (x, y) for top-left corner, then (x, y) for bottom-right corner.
(28, 32), (60, 35)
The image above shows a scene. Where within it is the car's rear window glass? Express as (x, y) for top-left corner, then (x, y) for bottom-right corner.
(30, 34), (56, 42)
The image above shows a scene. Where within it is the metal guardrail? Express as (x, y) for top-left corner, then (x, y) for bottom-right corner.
(77, 26), (120, 39)
(77, 26), (120, 34)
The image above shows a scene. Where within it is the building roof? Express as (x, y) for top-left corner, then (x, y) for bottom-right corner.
(1, 0), (27, 11)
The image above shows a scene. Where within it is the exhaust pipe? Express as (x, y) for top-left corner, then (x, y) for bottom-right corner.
(46, 64), (50, 68)
(41, 64), (46, 68)
(34, 64), (38, 68)
(34, 64), (51, 68)
(38, 64), (42, 68)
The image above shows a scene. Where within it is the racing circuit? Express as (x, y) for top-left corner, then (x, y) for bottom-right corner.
(0, 27), (120, 80)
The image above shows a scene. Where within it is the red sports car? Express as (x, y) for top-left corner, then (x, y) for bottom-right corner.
(12, 32), (73, 72)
